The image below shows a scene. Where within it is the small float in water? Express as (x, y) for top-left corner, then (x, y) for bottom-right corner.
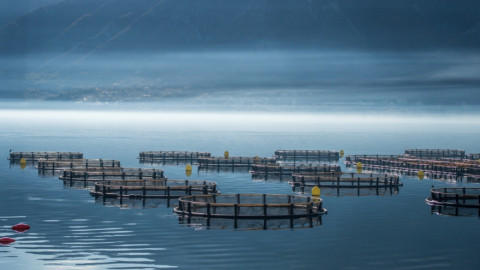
(12, 223), (30, 233)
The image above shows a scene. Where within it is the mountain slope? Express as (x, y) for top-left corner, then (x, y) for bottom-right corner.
(1, 0), (480, 56)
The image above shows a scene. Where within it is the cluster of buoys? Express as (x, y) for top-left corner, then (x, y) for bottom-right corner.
(0, 223), (30, 245)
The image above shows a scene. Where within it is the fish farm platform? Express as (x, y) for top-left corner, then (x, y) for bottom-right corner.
(426, 187), (480, 208)
(290, 172), (402, 188)
(174, 194), (326, 219)
(250, 164), (341, 176)
(90, 179), (218, 199)
(139, 151), (211, 162)
(9, 151), (83, 161)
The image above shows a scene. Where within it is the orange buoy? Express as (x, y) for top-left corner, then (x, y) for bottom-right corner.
(0, 237), (15, 245)
(12, 223), (30, 233)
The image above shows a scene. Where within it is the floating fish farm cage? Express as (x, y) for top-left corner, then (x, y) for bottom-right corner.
(292, 185), (401, 197)
(59, 168), (165, 181)
(178, 215), (323, 230)
(345, 154), (402, 164)
(466, 153), (480, 160)
(404, 149), (465, 159)
(9, 151), (83, 161)
(37, 159), (121, 172)
(139, 151), (211, 163)
(174, 194), (326, 219)
(274, 150), (339, 162)
(90, 179), (218, 200)
(353, 157), (466, 175)
(426, 187), (480, 208)
(289, 172), (402, 188)
(197, 156), (276, 169)
(354, 164), (462, 180)
(250, 164), (341, 176)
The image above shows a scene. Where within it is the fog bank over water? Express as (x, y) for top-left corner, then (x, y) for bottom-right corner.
(1, 51), (480, 111)
(1, 107), (479, 134)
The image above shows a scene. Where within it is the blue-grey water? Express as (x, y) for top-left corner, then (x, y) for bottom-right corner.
(1, 105), (480, 269)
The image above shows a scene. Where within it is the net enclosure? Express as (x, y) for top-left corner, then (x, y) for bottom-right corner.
(426, 187), (480, 208)
(174, 194), (326, 219)
(290, 172), (402, 188)
(90, 179), (218, 199)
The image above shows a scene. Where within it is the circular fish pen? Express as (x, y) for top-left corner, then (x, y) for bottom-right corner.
(290, 172), (402, 187)
(426, 187), (480, 208)
(90, 179), (219, 199)
(174, 194), (326, 219)
(250, 164), (341, 176)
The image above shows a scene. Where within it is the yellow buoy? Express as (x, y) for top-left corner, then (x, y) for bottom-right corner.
(185, 164), (192, 177)
(254, 156), (260, 163)
(224, 150), (229, 159)
(20, 163), (26, 170)
(339, 149), (344, 158)
(356, 161), (362, 173)
(312, 186), (321, 197)
(418, 170), (424, 180)
(20, 158), (27, 165)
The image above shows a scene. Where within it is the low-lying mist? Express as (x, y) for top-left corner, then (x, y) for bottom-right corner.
(1, 50), (480, 111)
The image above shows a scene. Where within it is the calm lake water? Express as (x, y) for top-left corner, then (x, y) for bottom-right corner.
(1, 105), (480, 269)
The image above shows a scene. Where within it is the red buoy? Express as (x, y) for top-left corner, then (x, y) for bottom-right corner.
(12, 223), (30, 233)
(0, 237), (15, 245)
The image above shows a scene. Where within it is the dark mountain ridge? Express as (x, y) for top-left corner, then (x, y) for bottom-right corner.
(1, 0), (480, 56)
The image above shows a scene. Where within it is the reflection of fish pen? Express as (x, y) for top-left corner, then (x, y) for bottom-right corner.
(290, 172), (402, 187)
(429, 204), (480, 217)
(292, 185), (400, 197)
(426, 187), (480, 208)
(197, 157), (276, 169)
(94, 195), (175, 209)
(9, 151), (83, 161)
(90, 179), (218, 201)
(274, 150), (339, 162)
(174, 194), (326, 219)
(139, 151), (211, 163)
(37, 159), (121, 172)
(59, 168), (165, 181)
(178, 215), (322, 230)
(250, 164), (341, 176)
(404, 149), (465, 159)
